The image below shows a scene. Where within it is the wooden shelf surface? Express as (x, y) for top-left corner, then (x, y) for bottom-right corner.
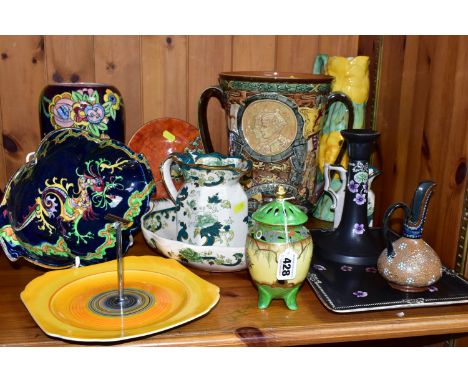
(1, 233), (468, 347)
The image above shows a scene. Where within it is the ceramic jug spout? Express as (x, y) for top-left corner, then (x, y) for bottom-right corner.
(383, 180), (436, 255)
(406, 180), (437, 236)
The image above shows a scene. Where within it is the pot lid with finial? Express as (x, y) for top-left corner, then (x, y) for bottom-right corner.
(252, 185), (308, 226)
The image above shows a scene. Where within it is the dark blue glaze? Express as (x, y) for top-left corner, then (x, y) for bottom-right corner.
(0, 128), (155, 268)
(40, 83), (125, 143)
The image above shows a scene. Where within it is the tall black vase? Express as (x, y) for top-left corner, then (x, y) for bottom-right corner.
(311, 129), (383, 266)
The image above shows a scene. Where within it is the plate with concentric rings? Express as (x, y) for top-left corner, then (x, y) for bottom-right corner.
(20, 256), (220, 342)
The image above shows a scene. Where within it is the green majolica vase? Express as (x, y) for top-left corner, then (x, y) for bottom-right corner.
(312, 54), (377, 223)
(246, 186), (313, 310)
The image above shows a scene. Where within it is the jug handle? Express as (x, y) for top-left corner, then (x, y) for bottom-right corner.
(160, 156), (179, 203)
(198, 86), (225, 154)
(326, 92), (355, 166)
(323, 163), (347, 228)
(382, 202), (411, 257)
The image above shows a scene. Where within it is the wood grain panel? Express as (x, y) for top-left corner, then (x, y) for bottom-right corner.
(45, 36), (95, 83)
(232, 36), (276, 71)
(393, 36), (430, 203)
(415, 37), (460, 266)
(94, 36), (142, 143)
(372, 36), (406, 223)
(188, 36), (232, 154)
(141, 36), (187, 125)
(426, 36), (468, 267)
(276, 35), (359, 74)
(318, 35), (359, 57)
(276, 36), (320, 72)
(358, 36), (382, 131)
(377, 36), (425, 212)
(374, 36), (468, 268)
(0, 36), (46, 180)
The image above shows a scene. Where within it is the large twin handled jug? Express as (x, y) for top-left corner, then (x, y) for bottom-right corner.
(198, 71), (354, 209)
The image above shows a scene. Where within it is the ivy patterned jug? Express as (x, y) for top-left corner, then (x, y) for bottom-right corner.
(161, 152), (252, 247)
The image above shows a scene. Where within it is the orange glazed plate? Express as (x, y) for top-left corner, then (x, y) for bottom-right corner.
(128, 118), (205, 199)
(21, 256), (220, 342)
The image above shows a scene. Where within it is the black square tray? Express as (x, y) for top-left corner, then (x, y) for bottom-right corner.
(307, 255), (468, 313)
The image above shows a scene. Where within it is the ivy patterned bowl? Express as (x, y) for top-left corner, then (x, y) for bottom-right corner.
(0, 128), (155, 269)
(40, 83), (125, 142)
(141, 200), (246, 272)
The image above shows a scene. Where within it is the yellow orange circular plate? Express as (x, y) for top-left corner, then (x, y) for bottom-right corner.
(21, 256), (220, 342)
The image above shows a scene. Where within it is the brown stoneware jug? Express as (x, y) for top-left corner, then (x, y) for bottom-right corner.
(377, 181), (442, 292)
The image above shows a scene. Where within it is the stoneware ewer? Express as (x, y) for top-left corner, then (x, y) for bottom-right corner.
(377, 180), (442, 292)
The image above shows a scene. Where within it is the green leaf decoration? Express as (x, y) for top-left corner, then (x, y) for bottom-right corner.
(110, 107), (116, 120)
(41, 96), (51, 118)
(97, 122), (108, 132)
(71, 91), (83, 102)
(354, 171), (369, 184)
(103, 102), (112, 115)
(179, 248), (204, 263)
(87, 124), (99, 137)
(91, 90), (99, 104)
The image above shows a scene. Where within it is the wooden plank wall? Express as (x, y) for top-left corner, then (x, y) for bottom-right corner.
(373, 36), (468, 272)
(0, 35), (359, 190)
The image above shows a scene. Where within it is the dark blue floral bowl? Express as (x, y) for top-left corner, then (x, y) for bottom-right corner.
(0, 128), (155, 268)
(40, 83), (125, 142)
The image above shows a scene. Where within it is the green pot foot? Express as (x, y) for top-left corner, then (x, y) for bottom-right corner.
(284, 287), (299, 310)
(256, 284), (301, 310)
(257, 285), (273, 309)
